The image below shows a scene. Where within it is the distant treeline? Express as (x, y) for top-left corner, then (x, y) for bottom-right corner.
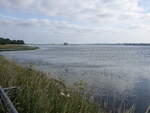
(85, 43), (150, 46)
(122, 43), (150, 46)
(0, 37), (25, 45)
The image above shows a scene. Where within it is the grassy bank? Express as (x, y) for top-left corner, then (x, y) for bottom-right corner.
(0, 44), (39, 51)
(0, 56), (103, 113)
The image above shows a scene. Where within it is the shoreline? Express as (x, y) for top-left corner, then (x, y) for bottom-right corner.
(0, 44), (39, 51)
(0, 55), (104, 113)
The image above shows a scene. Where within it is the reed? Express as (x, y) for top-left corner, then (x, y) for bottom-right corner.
(0, 56), (103, 113)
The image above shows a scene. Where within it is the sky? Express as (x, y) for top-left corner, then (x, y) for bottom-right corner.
(0, 0), (150, 44)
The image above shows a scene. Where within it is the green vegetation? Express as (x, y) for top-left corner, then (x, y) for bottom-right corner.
(0, 37), (38, 51)
(0, 44), (39, 51)
(0, 37), (25, 45)
(0, 56), (103, 113)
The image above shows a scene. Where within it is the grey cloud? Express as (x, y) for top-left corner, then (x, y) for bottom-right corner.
(0, 17), (99, 33)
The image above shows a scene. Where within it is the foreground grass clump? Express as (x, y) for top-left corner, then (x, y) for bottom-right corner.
(0, 56), (103, 113)
(0, 44), (38, 51)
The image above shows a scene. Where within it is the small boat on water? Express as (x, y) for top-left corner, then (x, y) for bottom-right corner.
(64, 42), (69, 45)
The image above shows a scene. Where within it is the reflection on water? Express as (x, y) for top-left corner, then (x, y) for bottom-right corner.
(1, 45), (150, 112)
(132, 78), (150, 113)
(94, 77), (150, 113)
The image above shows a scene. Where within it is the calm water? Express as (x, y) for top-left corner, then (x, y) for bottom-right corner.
(1, 45), (150, 112)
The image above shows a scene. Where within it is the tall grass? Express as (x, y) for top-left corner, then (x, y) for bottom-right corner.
(0, 56), (103, 113)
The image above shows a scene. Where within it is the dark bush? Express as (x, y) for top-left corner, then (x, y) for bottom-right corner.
(0, 37), (25, 45)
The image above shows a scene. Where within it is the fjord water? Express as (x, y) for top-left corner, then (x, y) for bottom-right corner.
(1, 45), (150, 112)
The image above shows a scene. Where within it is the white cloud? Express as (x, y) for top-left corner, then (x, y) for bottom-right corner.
(0, 0), (149, 27)
(0, 0), (144, 20)
(0, 0), (150, 43)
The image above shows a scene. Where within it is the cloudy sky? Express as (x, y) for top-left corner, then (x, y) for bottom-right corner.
(0, 0), (150, 44)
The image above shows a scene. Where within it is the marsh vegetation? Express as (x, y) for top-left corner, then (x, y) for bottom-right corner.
(0, 56), (104, 113)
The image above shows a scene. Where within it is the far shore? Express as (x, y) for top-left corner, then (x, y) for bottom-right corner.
(0, 44), (39, 51)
